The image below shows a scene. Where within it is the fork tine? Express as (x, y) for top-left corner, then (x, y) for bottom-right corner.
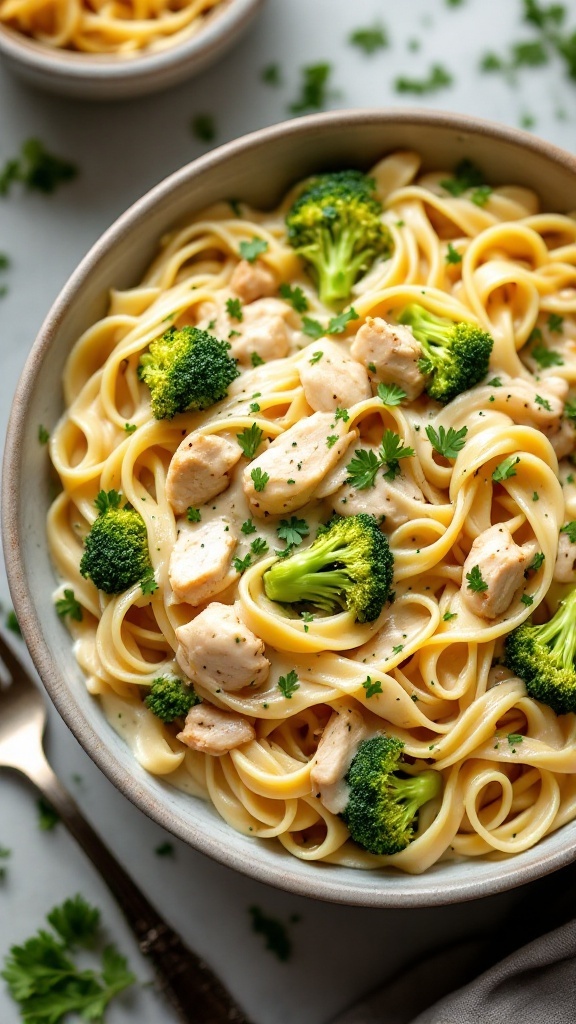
(0, 629), (32, 686)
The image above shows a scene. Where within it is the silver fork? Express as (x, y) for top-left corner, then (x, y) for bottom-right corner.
(0, 630), (253, 1024)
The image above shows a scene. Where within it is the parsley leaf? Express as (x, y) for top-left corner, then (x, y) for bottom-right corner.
(241, 518), (257, 535)
(233, 553), (252, 573)
(0, 138), (78, 196)
(425, 424), (468, 458)
(362, 676), (383, 698)
(55, 588), (83, 623)
(561, 521), (576, 543)
(250, 537), (269, 556)
(289, 63), (333, 113)
(124, 422), (137, 434)
(191, 114), (216, 143)
(38, 424), (50, 444)
(5, 609), (21, 635)
(277, 517), (309, 547)
(443, 610), (457, 621)
(38, 797), (59, 831)
(440, 157), (486, 196)
(47, 895), (100, 948)
(141, 571), (158, 596)
(548, 312), (564, 333)
(327, 308), (359, 334)
(249, 906), (292, 962)
(445, 241), (463, 264)
(395, 63), (453, 94)
(526, 551), (545, 574)
(379, 430), (415, 481)
(186, 507), (201, 522)
(237, 423), (264, 460)
(507, 731), (524, 745)
(251, 352), (265, 367)
(251, 467), (269, 492)
(521, 593), (534, 606)
(346, 448), (382, 489)
(226, 297), (243, 321)
(279, 282), (308, 312)
(261, 63), (282, 86)
(309, 350), (324, 365)
(278, 670), (300, 698)
(239, 237), (268, 263)
(377, 382), (407, 406)
(349, 24), (388, 54)
(466, 565), (489, 592)
(535, 393), (552, 411)
(487, 377), (503, 386)
(471, 185), (493, 207)
(492, 455), (520, 482)
(326, 434), (338, 448)
(531, 342), (564, 367)
(302, 317), (324, 340)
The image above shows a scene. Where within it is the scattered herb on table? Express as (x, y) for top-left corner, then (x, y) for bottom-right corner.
(261, 63), (282, 85)
(37, 797), (60, 831)
(191, 114), (216, 143)
(395, 64), (453, 94)
(6, 609), (21, 635)
(348, 24), (388, 54)
(0, 139), (78, 196)
(249, 905), (293, 962)
(289, 63), (333, 113)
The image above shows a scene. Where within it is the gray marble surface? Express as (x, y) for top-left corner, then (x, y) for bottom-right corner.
(0, 1), (575, 1021)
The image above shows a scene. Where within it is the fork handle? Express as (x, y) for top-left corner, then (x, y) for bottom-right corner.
(24, 751), (253, 1024)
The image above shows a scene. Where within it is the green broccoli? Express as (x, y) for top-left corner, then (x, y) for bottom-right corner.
(398, 303), (494, 404)
(144, 676), (200, 723)
(285, 170), (392, 307)
(138, 325), (239, 420)
(504, 585), (576, 715)
(342, 735), (442, 855)
(80, 490), (154, 595)
(263, 513), (393, 623)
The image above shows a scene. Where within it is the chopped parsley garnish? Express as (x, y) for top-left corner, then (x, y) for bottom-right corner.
(239, 237), (269, 263)
(277, 670), (300, 698)
(564, 399), (576, 422)
(241, 518), (257, 535)
(1, 894), (135, 1021)
(521, 593), (534, 606)
(251, 352), (265, 367)
(55, 588), (83, 622)
(326, 434), (338, 448)
(37, 797), (59, 831)
(507, 732), (523, 745)
(237, 423), (263, 459)
(487, 377), (503, 386)
(233, 553), (252, 573)
(191, 114), (216, 143)
(526, 552), (545, 574)
(334, 407), (349, 422)
(346, 431), (415, 488)
(279, 282), (308, 312)
(442, 610), (458, 621)
(226, 297), (243, 321)
(186, 507), (201, 522)
(466, 565), (489, 592)
(0, 846), (10, 881)
(445, 242), (463, 264)
(327, 308), (360, 334)
(530, 342), (563, 367)
(289, 62), (333, 113)
(470, 185), (493, 207)
(561, 521), (576, 543)
(362, 676), (383, 698)
(249, 402), (261, 413)
(261, 63), (282, 86)
(425, 424), (467, 458)
(0, 138), (78, 196)
(276, 517), (309, 547)
(250, 537), (269, 556)
(492, 455), (520, 482)
(440, 158), (486, 197)
(309, 350), (324, 365)
(348, 24), (388, 54)
(141, 571), (158, 596)
(38, 424), (50, 444)
(532, 491), (540, 501)
(124, 422), (137, 434)
(377, 382), (407, 406)
(395, 63), (453, 94)
(535, 393), (552, 411)
(302, 317), (324, 339)
(379, 430), (416, 481)
(547, 312), (564, 333)
(251, 467), (269, 492)
(392, 644), (404, 655)
(155, 842), (175, 857)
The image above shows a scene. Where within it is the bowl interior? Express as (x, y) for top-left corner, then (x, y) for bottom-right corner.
(5, 110), (576, 907)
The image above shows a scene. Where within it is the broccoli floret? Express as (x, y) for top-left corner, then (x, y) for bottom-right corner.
(398, 303), (494, 404)
(144, 675), (200, 723)
(505, 586), (576, 715)
(263, 513), (393, 623)
(138, 325), (239, 420)
(342, 735), (442, 855)
(285, 170), (392, 307)
(79, 490), (154, 594)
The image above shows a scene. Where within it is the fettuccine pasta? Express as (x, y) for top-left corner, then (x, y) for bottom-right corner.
(48, 150), (576, 874)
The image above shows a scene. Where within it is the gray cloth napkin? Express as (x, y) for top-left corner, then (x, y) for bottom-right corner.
(330, 866), (576, 1024)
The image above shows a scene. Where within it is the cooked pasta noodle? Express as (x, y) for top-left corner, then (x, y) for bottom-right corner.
(48, 150), (576, 874)
(0, 0), (223, 55)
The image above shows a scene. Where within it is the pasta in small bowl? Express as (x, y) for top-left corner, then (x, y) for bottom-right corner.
(5, 109), (576, 907)
(0, 0), (265, 99)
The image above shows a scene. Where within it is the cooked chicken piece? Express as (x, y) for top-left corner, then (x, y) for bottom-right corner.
(351, 316), (425, 401)
(177, 703), (255, 755)
(461, 524), (530, 619)
(554, 529), (576, 583)
(176, 601), (270, 693)
(310, 706), (367, 814)
(243, 410), (357, 517)
(549, 417), (576, 460)
(331, 445), (425, 530)
(230, 259), (277, 303)
(230, 298), (291, 365)
(299, 340), (371, 412)
(169, 517), (238, 606)
(166, 433), (242, 515)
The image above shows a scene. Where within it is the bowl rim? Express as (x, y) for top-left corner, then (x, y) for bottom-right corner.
(0, 0), (264, 80)
(4, 107), (576, 908)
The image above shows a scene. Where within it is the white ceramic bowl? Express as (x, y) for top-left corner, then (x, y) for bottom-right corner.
(4, 110), (576, 907)
(0, 0), (265, 100)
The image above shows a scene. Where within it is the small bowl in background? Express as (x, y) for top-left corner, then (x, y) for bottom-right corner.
(4, 109), (576, 907)
(0, 0), (266, 101)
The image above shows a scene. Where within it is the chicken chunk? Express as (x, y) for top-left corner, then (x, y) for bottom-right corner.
(243, 411), (357, 517)
(351, 316), (425, 401)
(177, 703), (255, 755)
(554, 529), (576, 583)
(461, 524), (530, 619)
(230, 259), (277, 303)
(331, 445), (425, 530)
(310, 706), (367, 814)
(169, 517), (238, 605)
(166, 433), (242, 515)
(176, 601), (270, 693)
(498, 376), (567, 445)
(230, 298), (291, 365)
(299, 340), (371, 412)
